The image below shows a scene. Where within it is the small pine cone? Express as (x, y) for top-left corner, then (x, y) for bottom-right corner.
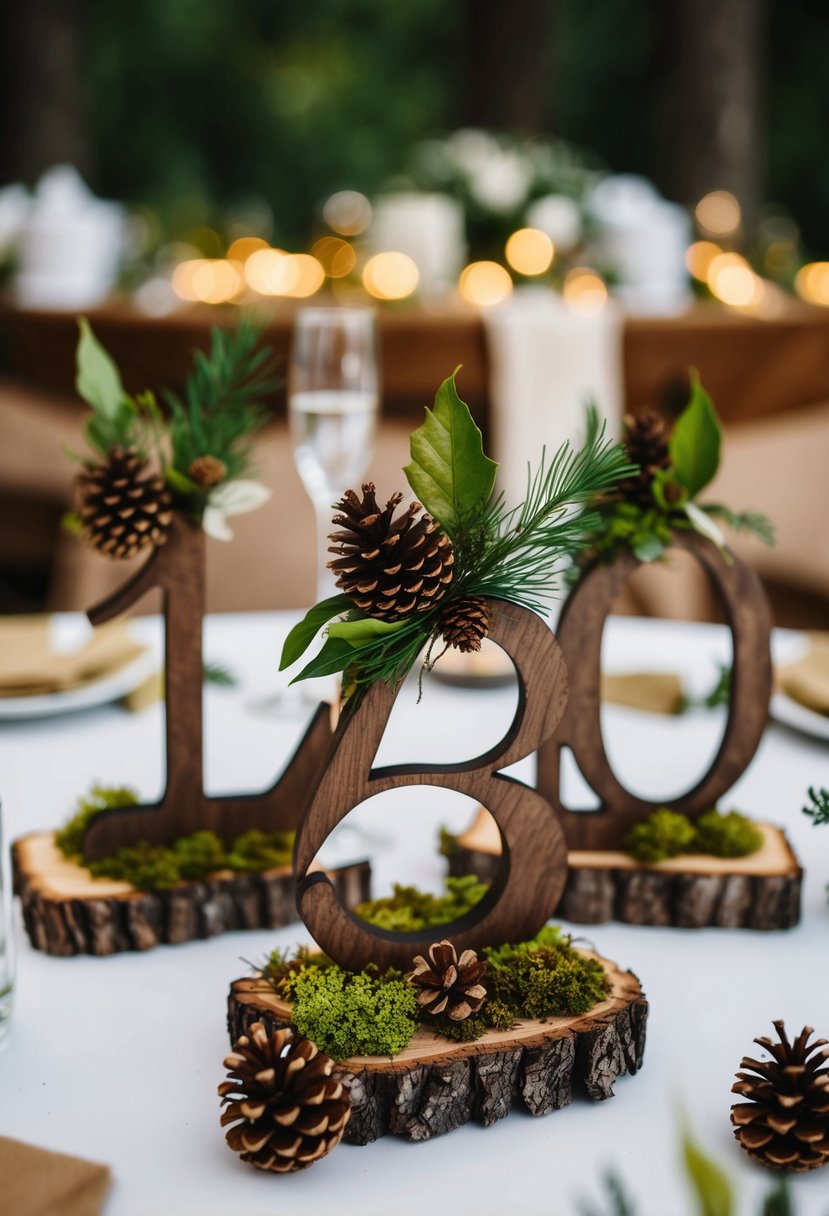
(407, 940), (487, 1022)
(188, 455), (227, 488)
(76, 446), (173, 560)
(328, 482), (454, 621)
(731, 1020), (829, 1172)
(438, 596), (492, 653)
(220, 1022), (350, 1173)
(616, 409), (671, 506)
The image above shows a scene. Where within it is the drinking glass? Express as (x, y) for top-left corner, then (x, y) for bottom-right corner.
(289, 308), (379, 605)
(0, 804), (14, 1046)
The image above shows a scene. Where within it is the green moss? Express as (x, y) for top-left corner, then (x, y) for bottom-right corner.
(438, 826), (457, 857)
(483, 926), (610, 1019)
(625, 809), (697, 863)
(170, 830), (227, 879)
(354, 875), (489, 932)
(285, 965), (419, 1060)
(55, 784), (139, 860)
(90, 842), (181, 891)
(225, 829), (294, 872)
(692, 809), (763, 858)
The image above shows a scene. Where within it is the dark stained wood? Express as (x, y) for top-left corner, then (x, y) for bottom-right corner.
(445, 819), (801, 931)
(294, 600), (569, 972)
(81, 513), (335, 860)
(227, 951), (648, 1143)
(536, 531), (773, 851)
(12, 830), (371, 957)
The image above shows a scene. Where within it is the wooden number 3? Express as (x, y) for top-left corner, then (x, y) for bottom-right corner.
(295, 599), (569, 972)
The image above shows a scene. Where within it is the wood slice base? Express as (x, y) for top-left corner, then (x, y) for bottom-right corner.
(446, 811), (802, 930)
(12, 832), (371, 957)
(227, 952), (648, 1144)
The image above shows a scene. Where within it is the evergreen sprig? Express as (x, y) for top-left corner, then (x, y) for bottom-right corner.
(164, 317), (278, 483)
(803, 786), (829, 826)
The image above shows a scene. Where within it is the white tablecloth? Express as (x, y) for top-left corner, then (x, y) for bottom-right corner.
(1, 612), (828, 1216)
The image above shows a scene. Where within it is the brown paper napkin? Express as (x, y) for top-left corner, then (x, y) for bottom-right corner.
(777, 631), (829, 717)
(0, 616), (144, 698)
(601, 672), (685, 715)
(0, 1136), (111, 1216)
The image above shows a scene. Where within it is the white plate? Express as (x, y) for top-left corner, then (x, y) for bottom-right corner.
(0, 620), (158, 721)
(769, 691), (829, 742)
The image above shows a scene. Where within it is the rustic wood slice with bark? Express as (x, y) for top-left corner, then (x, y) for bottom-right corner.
(446, 808), (802, 930)
(12, 831), (371, 956)
(227, 950), (648, 1144)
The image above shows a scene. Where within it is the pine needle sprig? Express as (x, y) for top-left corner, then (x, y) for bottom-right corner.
(803, 786), (829, 826)
(164, 318), (279, 482)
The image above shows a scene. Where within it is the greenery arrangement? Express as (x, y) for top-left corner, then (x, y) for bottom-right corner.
(260, 918), (610, 1059)
(353, 874), (489, 932)
(56, 784), (294, 891)
(66, 317), (277, 552)
(281, 370), (634, 700)
(625, 808), (764, 865)
(574, 375), (774, 576)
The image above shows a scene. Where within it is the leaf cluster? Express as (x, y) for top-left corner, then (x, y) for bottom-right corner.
(354, 874), (489, 932)
(625, 808), (763, 864)
(803, 786), (829, 826)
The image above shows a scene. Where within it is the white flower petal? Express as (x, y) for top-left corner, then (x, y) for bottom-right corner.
(208, 479), (272, 517)
(685, 502), (727, 550)
(202, 504), (234, 542)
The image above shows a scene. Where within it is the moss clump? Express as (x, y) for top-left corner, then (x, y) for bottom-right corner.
(692, 809), (763, 858)
(55, 784), (139, 859)
(482, 925), (611, 1020)
(225, 829), (293, 872)
(625, 807), (764, 864)
(281, 965), (419, 1060)
(354, 875), (489, 932)
(626, 809), (697, 863)
(90, 842), (181, 891)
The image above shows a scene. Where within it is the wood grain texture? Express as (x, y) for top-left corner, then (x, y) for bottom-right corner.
(227, 951), (648, 1143)
(80, 514), (334, 861)
(295, 600), (569, 972)
(445, 817), (801, 930)
(536, 532), (773, 850)
(12, 830), (371, 956)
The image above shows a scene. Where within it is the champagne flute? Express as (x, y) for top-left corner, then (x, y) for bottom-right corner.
(289, 307), (379, 606)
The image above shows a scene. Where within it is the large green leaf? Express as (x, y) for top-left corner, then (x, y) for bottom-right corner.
(682, 1132), (733, 1216)
(404, 370), (498, 535)
(328, 617), (406, 647)
(278, 594), (352, 671)
(669, 374), (722, 499)
(290, 635), (355, 683)
(75, 318), (126, 419)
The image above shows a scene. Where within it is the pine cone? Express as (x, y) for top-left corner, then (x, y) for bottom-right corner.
(731, 1020), (829, 1172)
(438, 596), (492, 653)
(220, 1022), (350, 1173)
(188, 455), (227, 488)
(76, 446), (173, 560)
(616, 410), (671, 506)
(407, 940), (487, 1022)
(328, 483), (454, 621)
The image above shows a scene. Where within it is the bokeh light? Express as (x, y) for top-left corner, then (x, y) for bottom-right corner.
(227, 236), (269, 262)
(504, 227), (554, 276)
(362, 251), (419, 300)
(706, 252), (762, 307)
(312, 236), (357, 278)
(281, 253), (325, 298)
(323, 190), (373, 236)
(172, 258), (242, 304)
(695, 190), (742, 237)
(244, 248), (288, 294)
(458, 260), (513, 307)
(685, 240), (722, 281)
(794, 262), (829, 306)
(562, 268), (608, 315)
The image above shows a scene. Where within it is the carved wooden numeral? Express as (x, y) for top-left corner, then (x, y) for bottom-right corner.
(536, 531), (773, 851)
(294, 599), (569, 971)
(82, 515), (333, 861)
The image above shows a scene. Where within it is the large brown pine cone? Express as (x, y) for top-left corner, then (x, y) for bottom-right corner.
(616, 410), (671, 506)
(76, 446), (173, 560)
(438, 596), (492, 653)
(407, 940), (487, 1022)
(328, 482), (454, 621)
(220, 1022), (350, 1173)
(731, 1020), (829, 1172)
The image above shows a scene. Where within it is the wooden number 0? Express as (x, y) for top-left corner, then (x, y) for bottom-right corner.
(536, 531), (773, 851)
(81, 516), (333, 861)
(294, 599), (570, 972)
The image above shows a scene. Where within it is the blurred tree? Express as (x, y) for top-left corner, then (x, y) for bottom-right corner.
(463, 0), (554, 132)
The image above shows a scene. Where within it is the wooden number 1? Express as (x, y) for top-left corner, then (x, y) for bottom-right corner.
(294, 599), (570, 972)
(82, 516), (334, 861)
(536, 531), (773, 851)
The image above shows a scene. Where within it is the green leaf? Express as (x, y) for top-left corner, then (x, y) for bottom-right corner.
(164, 465), (202, 497)
(290, 636), (355, 683)
(279, 595), (352, 671)
(328, 618), (407, 647)
(404, 369), (498, 535)
(75, 318), (126, 419)
(669, 373), (722, 499)
(632, 534), (665, 562)
(682, 1133), (733, 1216)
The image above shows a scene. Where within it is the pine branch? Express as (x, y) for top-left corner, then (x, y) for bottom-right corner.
(702, 504), (775, 547)
(803, 786), (829, 826)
